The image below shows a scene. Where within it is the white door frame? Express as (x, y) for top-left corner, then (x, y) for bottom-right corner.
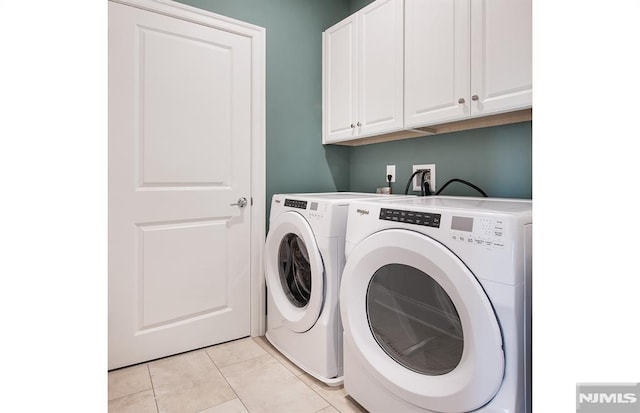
(110, 0), (266, 337)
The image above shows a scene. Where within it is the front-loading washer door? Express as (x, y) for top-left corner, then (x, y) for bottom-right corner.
(340, 229), (504, 413)
(265, 211), (324, 332)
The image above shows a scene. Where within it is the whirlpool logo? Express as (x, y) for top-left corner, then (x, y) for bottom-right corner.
(577, 383), (640, 412)
(356, 208), (369, 216)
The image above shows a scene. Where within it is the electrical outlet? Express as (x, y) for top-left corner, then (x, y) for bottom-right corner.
(386, 165), (396, 183)
(412, 164), (436, 192)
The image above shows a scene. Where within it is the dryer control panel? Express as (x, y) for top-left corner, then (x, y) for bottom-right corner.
(377, 208), (507, 250)
(379, 208), (441, 227)
(450, 216), (506, 248)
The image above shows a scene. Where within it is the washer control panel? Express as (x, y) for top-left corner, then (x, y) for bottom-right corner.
(284, 199), (307, 209)
(379, 208), (441, 228)
(450, 216), (506, 248)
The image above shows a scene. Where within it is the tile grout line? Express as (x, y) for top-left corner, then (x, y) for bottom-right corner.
(108, 363), (159, 409)
(252, 337), (338, 412)
(296, 375), (336, 413)
(146, 363), (160, 413)
(213, 339), (334, 413)
(202, 345), (252, 413)
(252, 337), (308, 378)
(108, 388), (157, 404)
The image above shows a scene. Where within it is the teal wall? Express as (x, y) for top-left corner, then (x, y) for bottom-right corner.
(350, 0), (374, 12)
(175, 0), (352, 221)
(349, 122), (532, 199)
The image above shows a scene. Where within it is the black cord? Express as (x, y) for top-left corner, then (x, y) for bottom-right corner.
(404, 170), (423, 195)
(420, 171), (432, 196)
(435, 178), (488, 197)
(422, 180), (431, 196)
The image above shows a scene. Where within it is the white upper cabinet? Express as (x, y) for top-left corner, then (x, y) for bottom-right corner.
(470, 0), (532, 116)
(323, 15), (357, 143)
(323, 0), (404, 144)
(405, 0), (532, 129)
(405, 0), (470, 127)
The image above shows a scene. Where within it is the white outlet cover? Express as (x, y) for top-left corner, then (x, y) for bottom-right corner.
(386, 165), (396, 183)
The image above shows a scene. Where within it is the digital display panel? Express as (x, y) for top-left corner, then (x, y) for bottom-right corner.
(451, 216), (473, 232)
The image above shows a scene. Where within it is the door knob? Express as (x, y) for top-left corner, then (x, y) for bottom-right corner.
(458, 98), (465, 104)
(471, 94), (479, 101)
(230, 197), (248, 208)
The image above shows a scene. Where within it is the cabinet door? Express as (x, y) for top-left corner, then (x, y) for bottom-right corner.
(471, 0), (532, 116)
(405, 0), (470, 128)
(357, 0), (404, 138)
(323, 16), (358, 144)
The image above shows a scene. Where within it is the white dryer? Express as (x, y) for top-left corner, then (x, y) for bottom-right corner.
(340, 196), (532, 412)
(264, 192), (414, 385)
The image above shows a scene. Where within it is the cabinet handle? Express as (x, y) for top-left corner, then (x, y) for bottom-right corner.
(471, 95), (479, 101)
(357, 122), (362, 127)
(350, 123), (355, 128)
(458, 98), (465, 104)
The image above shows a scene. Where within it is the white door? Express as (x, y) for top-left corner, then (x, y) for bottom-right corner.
(470, 0), (532, 115)
(357, 0), (404, 138)
(404, 0), (470, 127)
(109, 1), (253, 370)
(340, 229), (504, 412)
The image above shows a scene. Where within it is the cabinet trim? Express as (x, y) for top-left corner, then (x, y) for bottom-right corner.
(329, 109), (531, 146)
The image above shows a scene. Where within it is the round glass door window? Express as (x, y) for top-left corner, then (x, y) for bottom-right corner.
(278, 233), (312, 308)
(366, 264), (464, 375)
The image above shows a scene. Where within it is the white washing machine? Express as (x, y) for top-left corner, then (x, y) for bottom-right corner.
(264, 192), (415, 385)
(340, 196), (532, 412)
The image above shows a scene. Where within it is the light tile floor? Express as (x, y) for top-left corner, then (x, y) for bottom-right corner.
(108, 336), (368, 413)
